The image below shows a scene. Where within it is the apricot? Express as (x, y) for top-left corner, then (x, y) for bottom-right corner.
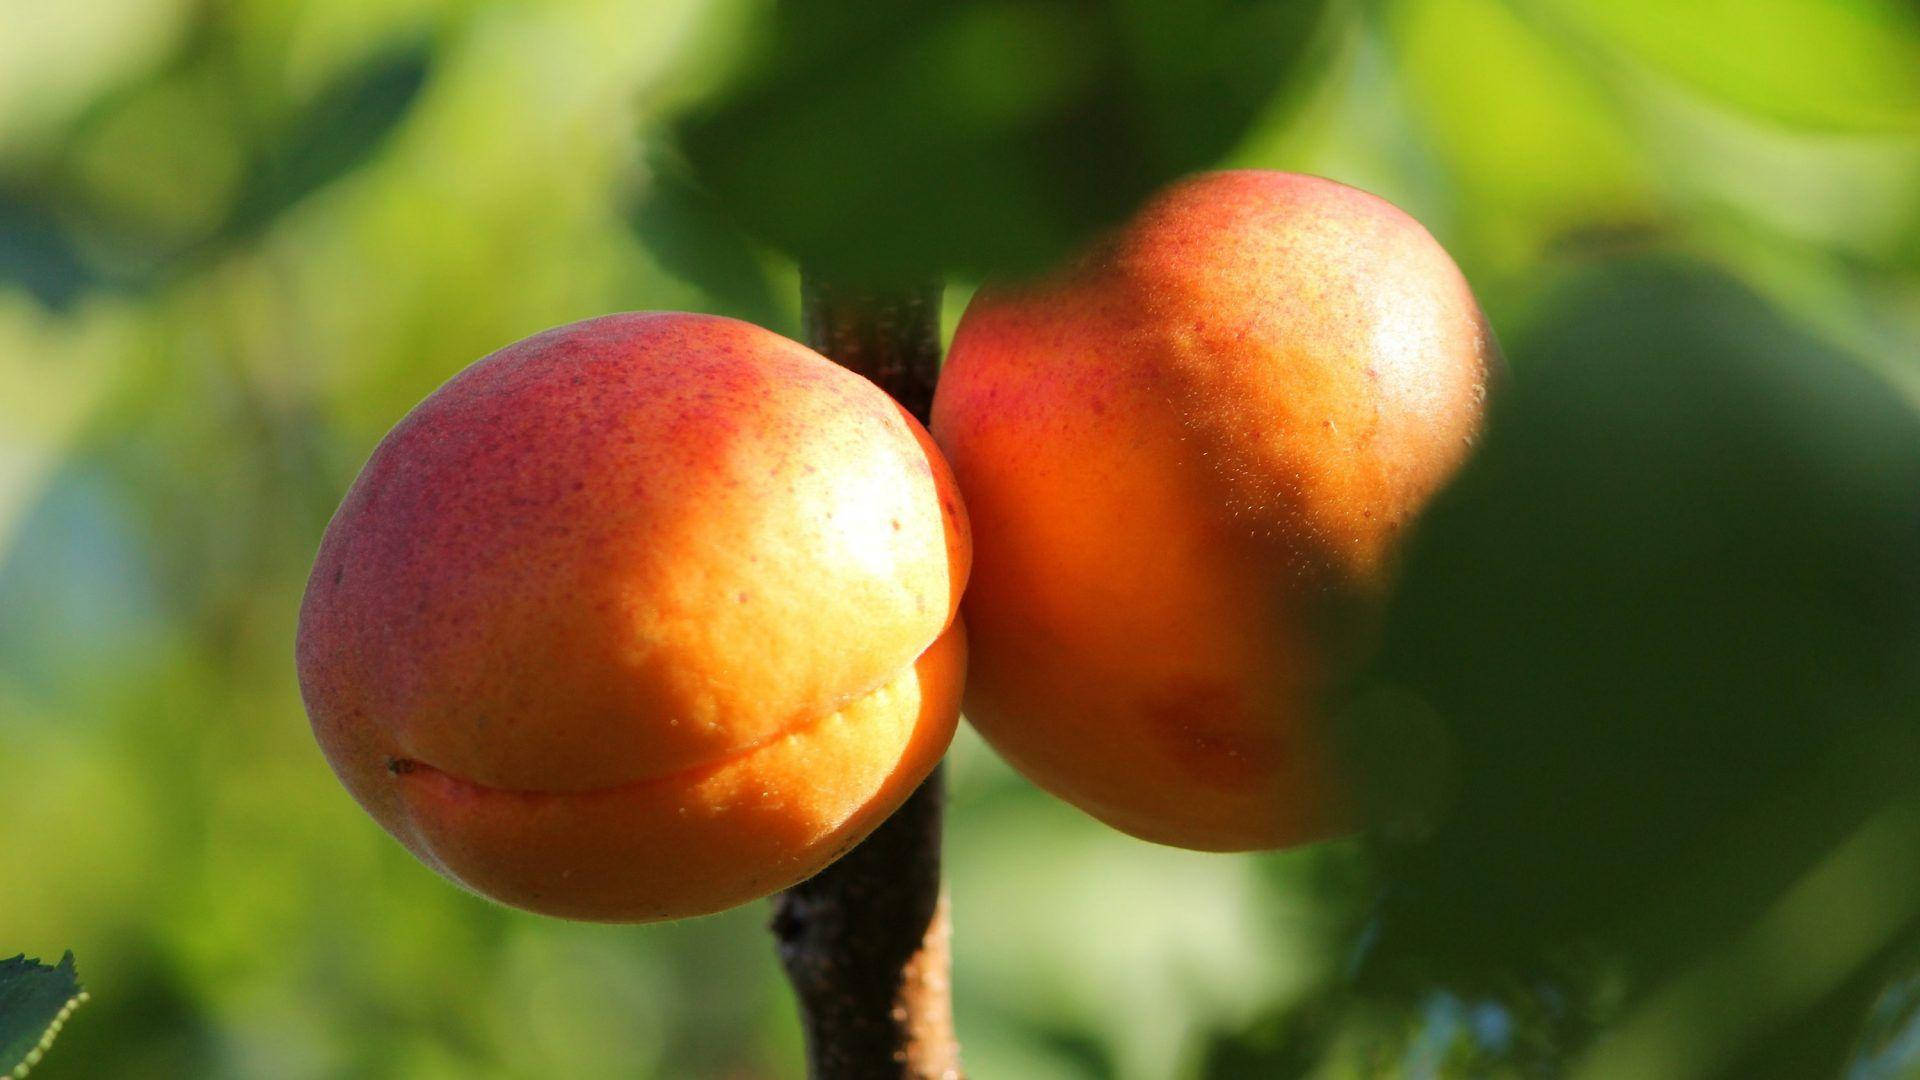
(296, 312), (969, 921)
(929, 171), (1493, 852)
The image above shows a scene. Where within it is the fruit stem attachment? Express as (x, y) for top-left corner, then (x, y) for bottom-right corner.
(771, 269), (961, 1080)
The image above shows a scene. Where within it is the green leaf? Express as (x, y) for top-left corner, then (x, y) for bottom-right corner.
(673, 0), (1336, 284)
(629, 143), (792, 335)
(223, 38), (433, 241)
(0, 952), (88, 1078)
(1356, 258), (1920, 1049)
(1387, 0), (1657, 266)
(0, 187), (98, 310)
(1541, 0), (1920, 132)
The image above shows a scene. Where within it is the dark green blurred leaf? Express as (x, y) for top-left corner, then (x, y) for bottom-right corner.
(1347, 255), (1920, 1063)
(1027, 1020), (1118, 1079)
(0, 32), (431, 305)
(674, 0), (1336, 283)
(1716, 923), (1920, 1080)
(1200, 995), (1341, 1079)
(629, 144), (790, 333)
(0, 952), (87, 1078)
(0, 190), (99, 310)
(224, 38), (432, 240)
(1205, 977), (1610, 1078)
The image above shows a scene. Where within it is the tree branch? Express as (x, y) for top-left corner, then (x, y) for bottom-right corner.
(770, 270), (961, 1080)
(798, 274), (942, 425)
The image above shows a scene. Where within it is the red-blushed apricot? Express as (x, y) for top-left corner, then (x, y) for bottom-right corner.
(929, 171), (1493, 852)
(297, 311), (969, 921)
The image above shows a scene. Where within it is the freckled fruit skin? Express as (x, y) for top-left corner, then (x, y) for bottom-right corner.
(297, 312), (969, 921)
(929, 171), (1493, 852)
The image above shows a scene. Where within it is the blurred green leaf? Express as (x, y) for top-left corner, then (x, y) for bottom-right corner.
(1388, 0), (1658, 266)
(1570, 796), (1920, 1079)
(1539, 0), (1920, 132)
(0, 189), (98, 310)
(1346, 254), (1920, 1068)
(1199, 994), (1342, 1079)
(674, 0), (1336, 283)
(1370, 254), (1920, 956)
(1850, 961), (1920, 1080)
(628, 143), (790, 333)
(0, 30), (432, 306)
(224, 37), (432, 241)
(64, 71), (247, 259)
(0, 951), (87, 1078)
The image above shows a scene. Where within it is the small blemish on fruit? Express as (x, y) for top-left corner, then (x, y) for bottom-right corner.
(332, 565), (344, 587)
(387, 757), (417, 775)
(736, 591), (750, 604)
(890, 518), (902, 531)
(1141, 682), (1277, 789)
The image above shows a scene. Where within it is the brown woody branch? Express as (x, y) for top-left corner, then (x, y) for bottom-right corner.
(769, 271), (961, 1080)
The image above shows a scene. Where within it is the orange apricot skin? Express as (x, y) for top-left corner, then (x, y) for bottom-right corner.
(929, 171), (1493, 852)
(297, 312), (969, 921)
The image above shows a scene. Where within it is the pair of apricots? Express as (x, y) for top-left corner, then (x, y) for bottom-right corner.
(296, 171), (1496, 921)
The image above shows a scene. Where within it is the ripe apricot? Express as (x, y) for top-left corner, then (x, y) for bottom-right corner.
(297, 312), (969, 921)
(929, 171), (1493, 851)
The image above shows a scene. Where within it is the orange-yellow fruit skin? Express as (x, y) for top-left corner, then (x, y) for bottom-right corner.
(929, 171), (1492, 852)
(297, 312), (969, 921)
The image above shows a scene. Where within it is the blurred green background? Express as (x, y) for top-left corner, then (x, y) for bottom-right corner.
(3, 0), (1918, 1076)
